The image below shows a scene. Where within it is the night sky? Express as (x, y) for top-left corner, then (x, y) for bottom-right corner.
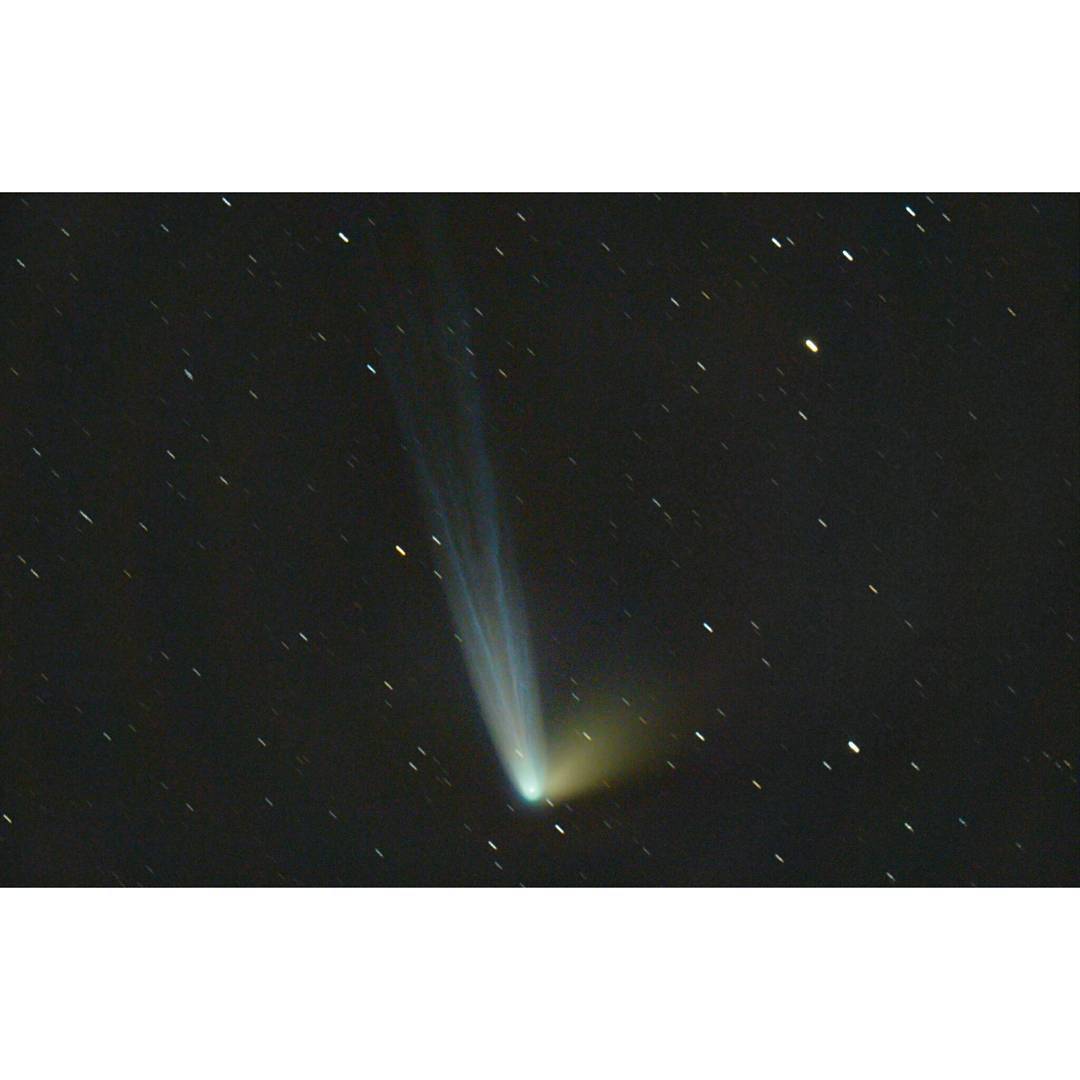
(2, 193), (1076, 886)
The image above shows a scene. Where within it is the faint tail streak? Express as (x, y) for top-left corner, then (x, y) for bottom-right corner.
(375, 226), (546, 800)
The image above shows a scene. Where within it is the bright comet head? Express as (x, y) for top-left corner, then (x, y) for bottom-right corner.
(520, 779), (542, 802)
(511, 758), (545, 802)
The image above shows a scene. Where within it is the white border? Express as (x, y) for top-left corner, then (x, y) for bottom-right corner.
(3, 888), (1074, 1077)
(5, 3), (1077, 190)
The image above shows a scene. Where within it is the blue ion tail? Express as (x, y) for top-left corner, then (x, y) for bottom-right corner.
(378, 255), (547, 801)
(422, 429), (547, 802)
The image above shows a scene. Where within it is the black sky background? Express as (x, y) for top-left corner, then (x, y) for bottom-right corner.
(1, 193), (1076, 885)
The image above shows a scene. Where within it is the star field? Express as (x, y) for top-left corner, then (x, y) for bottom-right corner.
(2, 193), (1076, 885)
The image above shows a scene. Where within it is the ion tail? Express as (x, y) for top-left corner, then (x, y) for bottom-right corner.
(372, 205), (546, 800)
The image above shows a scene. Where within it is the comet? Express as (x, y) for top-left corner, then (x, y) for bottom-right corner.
(377, 225), (547, 801)
(375, 213), (661, 804)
